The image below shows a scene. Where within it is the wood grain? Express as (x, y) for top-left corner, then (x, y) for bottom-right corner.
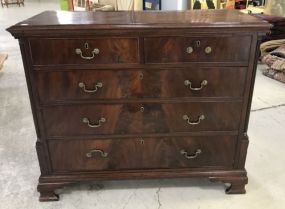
(29, 38), (139, 65)
(144, 36), (252, 63)
(6, 10), (271, 200)
(35, 67), (247, 103)
(48, 136), (237, 172)
(42, 102), (242, 137)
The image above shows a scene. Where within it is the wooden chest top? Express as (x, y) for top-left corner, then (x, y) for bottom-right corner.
(7, 10), (270, 37)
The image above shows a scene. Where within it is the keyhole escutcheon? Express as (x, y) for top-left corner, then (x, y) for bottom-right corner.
(85, 42), (89, 49)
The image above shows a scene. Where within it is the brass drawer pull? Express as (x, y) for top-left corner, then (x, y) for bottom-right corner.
(86, 149), (108, 158)
(75, 48), (100, 60)
(82, 117), (106, 128)
(78, 82), (103, 93)
(186, 46), (194, 54)
(180, 149), (202, 159)
(183, 114), (205, 125)
(184, 80), (208, 91)
(205, 46), (212, 54)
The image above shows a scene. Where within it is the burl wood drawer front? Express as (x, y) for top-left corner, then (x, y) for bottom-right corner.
(43, 102), (242, 137)
(144, 36), (251, 63)
(35, 67), (246, 103)
(48, 136), (237, 172)
(29, 38), (139, 65)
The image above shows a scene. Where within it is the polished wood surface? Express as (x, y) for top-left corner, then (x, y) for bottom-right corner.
(30, 38), (139, 65)
(7, 10), (270, 201)
(49, 136), (237, 172)
(43, 102), (242, 136)
(10, 10), (268, 28)
(35, 67), (246, 103)
(144, 36), (251, 63)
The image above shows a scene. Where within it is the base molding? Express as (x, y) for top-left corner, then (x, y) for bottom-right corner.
(209, 175), (248, 194)
(37, 182), (74, 202)
(37, 169), (248, 201)
(39, 192), (59, 202)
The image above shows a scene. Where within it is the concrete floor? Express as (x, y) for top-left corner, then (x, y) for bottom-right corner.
(1, 1), (285, 209)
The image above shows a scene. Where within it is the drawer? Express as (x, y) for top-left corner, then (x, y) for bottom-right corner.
(49, 136), (237, 172)
(43, 102), (242, 137)
(35, 67), (246, 103)
(29, 38), (139, 65)
(144, 36), (251, 63)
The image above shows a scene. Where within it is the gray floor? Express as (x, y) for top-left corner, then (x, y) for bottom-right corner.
(1, 1), (285, 209)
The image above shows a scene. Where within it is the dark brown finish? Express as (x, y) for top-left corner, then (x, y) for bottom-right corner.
(49, 136), (237, 172)
(9, 10), (268, 32)
(7, 10), (270, 201)
(35, 67), (247, 103)
(144, 36), (251, 63)
(30, 38), (139, 65)
(42, 102), (242, 136)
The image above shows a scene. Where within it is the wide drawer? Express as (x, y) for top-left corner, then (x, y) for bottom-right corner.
(144, 36), (251, 63)
(43, 102), (242, 137)
(49, 136), (237, 172)
(35, 67), (247, 103)
(29, 38), (139, 65)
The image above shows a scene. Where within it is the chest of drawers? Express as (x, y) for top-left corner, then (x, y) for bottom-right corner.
(7, 10), (270, 201)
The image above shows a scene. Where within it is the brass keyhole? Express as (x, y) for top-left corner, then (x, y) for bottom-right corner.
(85, 42), (89, 49)
(139, 72), (144, 80)
(196, 40), (201, 47)
(139, 138), (144, 145)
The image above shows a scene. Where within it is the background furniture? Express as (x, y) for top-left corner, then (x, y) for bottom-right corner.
(1, 0), (24, 7)
(68, 0), (141, 11)
(7, 10), (270, 201)
(190, 0), (219, 9)
(143, 0), (161, 10)
(68, 0), (117, 11)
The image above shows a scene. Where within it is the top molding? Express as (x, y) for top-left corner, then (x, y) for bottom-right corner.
(7, 10), (271, 38)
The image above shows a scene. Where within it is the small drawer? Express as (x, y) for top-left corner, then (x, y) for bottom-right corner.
(29, 38), (139, 65)
(48, 136), (237, 172)
(35, 67), (246, 103)
(42, 102), (242, 137)
(144, 36), (251, 63)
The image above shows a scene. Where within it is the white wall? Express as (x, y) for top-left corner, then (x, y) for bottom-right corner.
(161, 0), (188, 10)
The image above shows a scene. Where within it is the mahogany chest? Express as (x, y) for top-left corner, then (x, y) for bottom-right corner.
(7, 10), (270, 201)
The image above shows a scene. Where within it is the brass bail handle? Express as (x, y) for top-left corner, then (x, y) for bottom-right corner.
(180, 149), (202, 159)
(82, 117), (106, 128)
(78, 82), (103, 93)
(183, 114), (205, 125)
(184, 80), (208, 91)
(75, 42), (100, 60)
(86, 149), (108, 158)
